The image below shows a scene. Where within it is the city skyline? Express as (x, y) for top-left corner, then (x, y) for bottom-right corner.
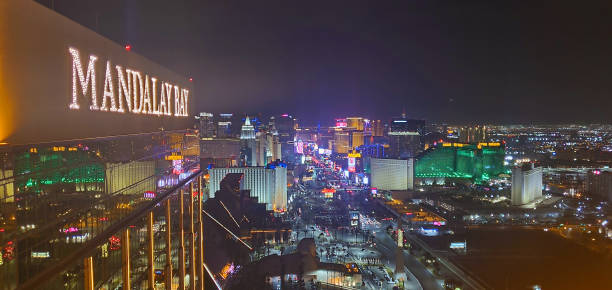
(2, 1), (612, 289)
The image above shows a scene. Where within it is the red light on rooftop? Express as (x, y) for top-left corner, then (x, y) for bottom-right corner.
(125, 44), (132, 51)
(189, 77), (193, 82)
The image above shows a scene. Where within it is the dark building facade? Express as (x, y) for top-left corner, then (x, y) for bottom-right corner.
(388, 118), (425, 158)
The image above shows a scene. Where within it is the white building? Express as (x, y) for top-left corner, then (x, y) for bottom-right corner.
(240, 117), (258, 166)
(209, 165), (287, 211)
(511, 164), (543, 205)
(240, 116), (256, 140)
(370, 158), (414, 190)
(105, 161), (156, 195)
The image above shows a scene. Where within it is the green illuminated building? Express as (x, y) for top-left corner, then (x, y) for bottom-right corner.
(14, 147), (105, 193)
(414, 143), (508, 183)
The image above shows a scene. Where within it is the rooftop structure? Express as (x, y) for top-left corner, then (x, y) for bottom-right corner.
(240, 117), (256, 140)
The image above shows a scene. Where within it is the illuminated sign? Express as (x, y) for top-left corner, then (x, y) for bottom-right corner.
(322, 188), (335, 198)
(165, 153), (183, 161)
(295, 140), (304, 154)
(347, 152), (361, 158)
(450, 242), (466, 249)
(348, 157), (356, 172)
(62, 227), (79, 233)
(478, 142), (501, 148)
(442, 143), (466, 147)
(335, 119), (347, 127)
(68, 47), (189, 117)
(31, 251), (50, 259)
(144, 191), (156, 199)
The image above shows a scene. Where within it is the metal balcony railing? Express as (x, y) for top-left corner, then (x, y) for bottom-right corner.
(0, 130), (209, 289)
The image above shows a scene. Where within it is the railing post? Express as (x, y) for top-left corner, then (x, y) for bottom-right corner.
(190, 182), (196, 289)
(148, 211), (155, 290)
(166, 199), (172, 290)
(122, 228), (131, 290)
(198, 176), (205, 290)
(84, 256), (94, 290)
(179, 188), (185, 290)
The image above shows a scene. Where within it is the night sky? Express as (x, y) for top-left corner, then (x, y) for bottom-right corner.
(38, 0), (612, 125)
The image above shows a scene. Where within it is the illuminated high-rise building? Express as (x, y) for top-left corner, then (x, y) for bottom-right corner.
(269, 128), (282, 162)
(347, 117), (365, 131)
(586, 170), (612, 202)
(372, 120), (384, 137)
(333, 129), (350, 154)
(458, 125), (487, 143)
(511, 164), (543, 205)
(240, 116), (256, 140)
(388, 117), (425, 158)
(273, 114), (296, 161)
(351, 131), (364, 149)
(216, 113), (234, 138)
(208, 162), (287, 211)
(198, 112), (215, 139)
(370, 158), (414, 190)
(414, 142), (507, 184)
(240, 117), (257, 166)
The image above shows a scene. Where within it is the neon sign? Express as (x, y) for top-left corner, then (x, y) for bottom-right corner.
(144, 191), (156, 199)
(68, 47), (189, 117)
(348, 157), (356, 172)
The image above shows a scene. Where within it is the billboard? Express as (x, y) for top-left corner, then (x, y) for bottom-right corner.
(318, 148), (332, 156)
(348, 157), (356, 172)
(449, 242), (466, 249)
(349, 211), (359, 227)
(322, 188), (335, 198)
(295, 140), (304, 154)
(0, 0), (194, 145)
